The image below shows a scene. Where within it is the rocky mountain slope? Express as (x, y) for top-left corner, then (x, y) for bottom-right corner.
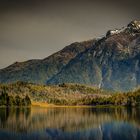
(0, 40), (94, 84)
(0, 20), (140, 91)
(47, 20), (140, 91)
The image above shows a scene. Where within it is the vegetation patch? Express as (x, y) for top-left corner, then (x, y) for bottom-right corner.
(0, 81), (140, 107)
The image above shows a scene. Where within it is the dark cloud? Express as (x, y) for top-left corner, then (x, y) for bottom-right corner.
(0, 0), (140, 68)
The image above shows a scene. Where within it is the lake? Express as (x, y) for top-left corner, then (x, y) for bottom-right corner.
(0, 107), (140, 140)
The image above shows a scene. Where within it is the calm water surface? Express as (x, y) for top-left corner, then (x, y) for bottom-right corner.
(0, 107), (140, 140)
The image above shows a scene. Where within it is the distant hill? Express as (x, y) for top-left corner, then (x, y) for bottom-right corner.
(0, 20), (140, 91)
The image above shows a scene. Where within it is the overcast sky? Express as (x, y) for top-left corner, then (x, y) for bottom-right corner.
(0, 0), (140, 69)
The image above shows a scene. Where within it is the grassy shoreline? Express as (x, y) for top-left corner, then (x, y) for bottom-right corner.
(31, 102), (126, 108)
(0, 101), (138, 108)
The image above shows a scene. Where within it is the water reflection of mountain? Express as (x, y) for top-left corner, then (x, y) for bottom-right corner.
(0, 107), (140, 133)
(45, 122), (140, 140)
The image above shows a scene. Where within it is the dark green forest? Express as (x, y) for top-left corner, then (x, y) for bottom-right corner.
(0, 86), (31, 106)
(79, 91), (140, 107)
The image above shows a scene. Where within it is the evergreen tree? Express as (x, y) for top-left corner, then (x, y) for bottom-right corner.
(24, 95), (31, 106)
(15, 95), (22, 106)
(7, 96), (14, 106)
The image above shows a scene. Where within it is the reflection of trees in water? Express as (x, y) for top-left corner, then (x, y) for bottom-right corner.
(0, 107), (140, 133)
(0, 108), (9, 124)
(0, 107), (31, 132)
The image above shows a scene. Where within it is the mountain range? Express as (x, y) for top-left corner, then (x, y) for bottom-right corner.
(0, 20), (140, 91)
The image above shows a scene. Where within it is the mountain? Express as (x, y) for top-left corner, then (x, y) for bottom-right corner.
(47, 20), (140, 91)
(0, 40), (95, 84)
(0, 20), (140, 91)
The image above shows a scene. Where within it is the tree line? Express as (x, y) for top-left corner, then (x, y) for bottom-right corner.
(79, 91), (140, 107)
(0, 88), (31, 106)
